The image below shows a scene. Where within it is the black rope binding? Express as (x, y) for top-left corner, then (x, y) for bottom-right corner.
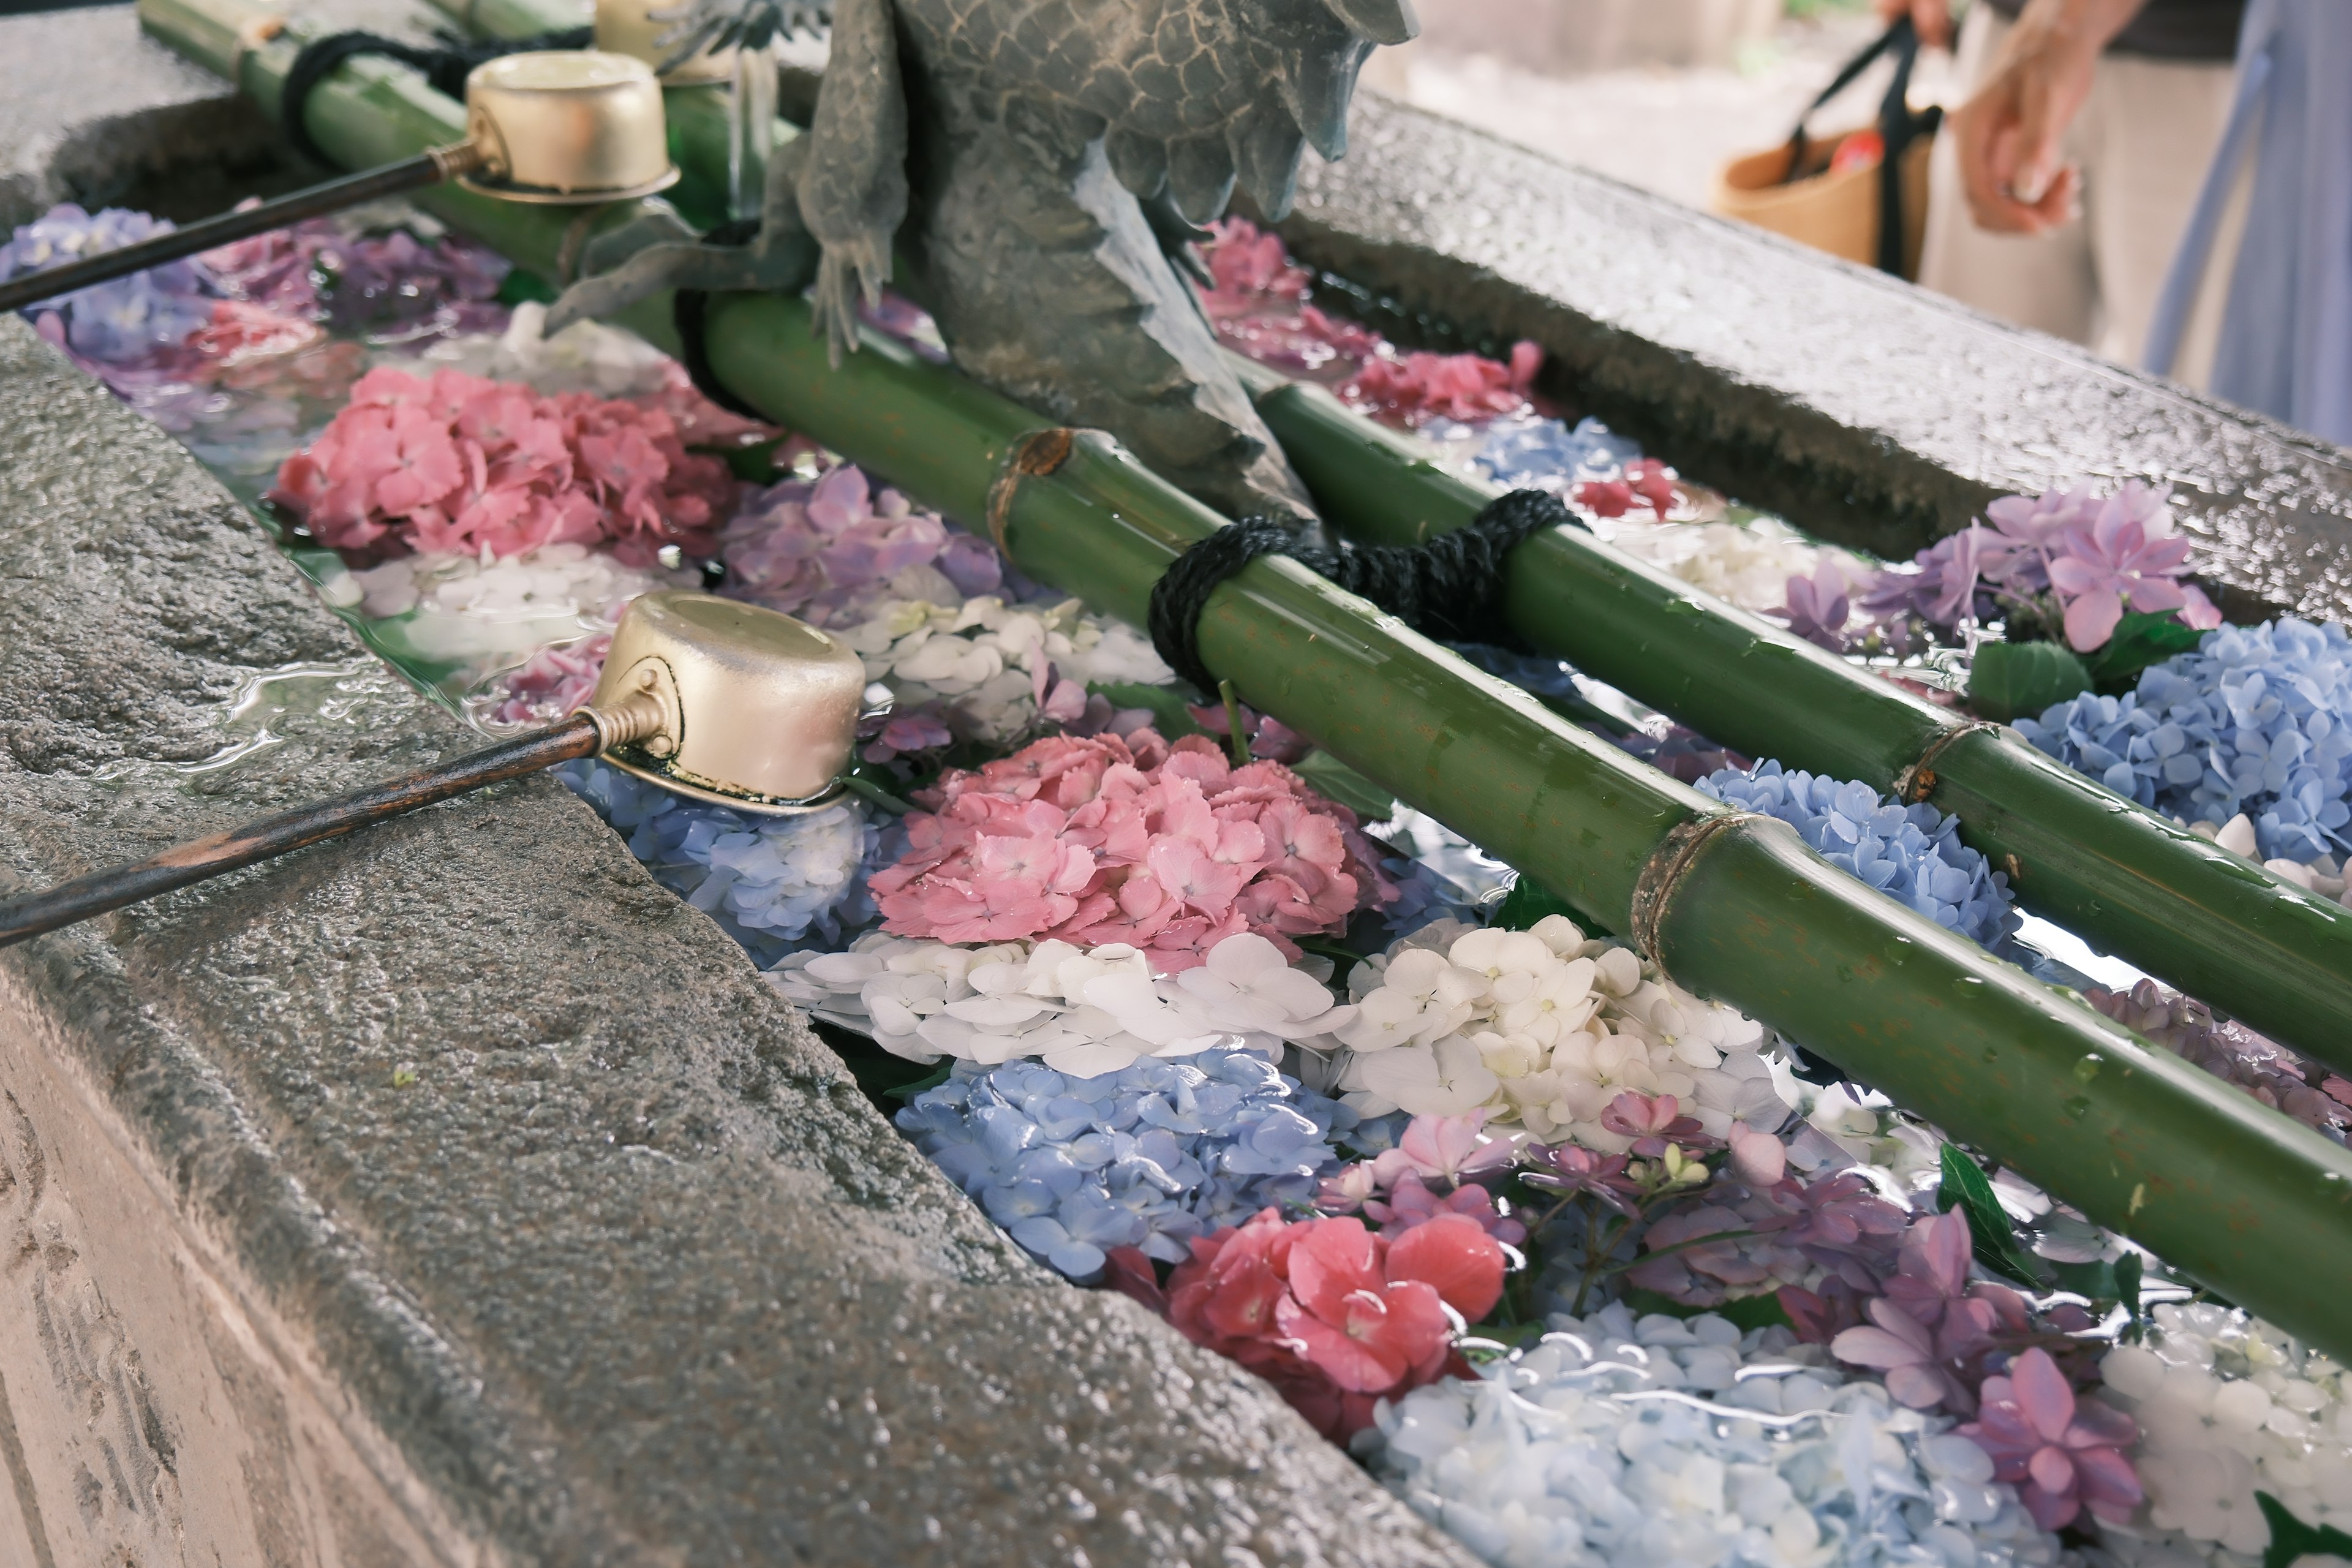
(1146, 489), (1585, 696)
(279, 28), (593, 168)
(671, 217), (770, 420)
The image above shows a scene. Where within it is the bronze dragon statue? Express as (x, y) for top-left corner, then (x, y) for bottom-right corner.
(549, 0), (1418, 519)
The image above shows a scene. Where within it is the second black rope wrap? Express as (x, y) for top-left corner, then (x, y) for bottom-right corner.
(279, 28), (594, 168)
(1146, 489), (1584, 696)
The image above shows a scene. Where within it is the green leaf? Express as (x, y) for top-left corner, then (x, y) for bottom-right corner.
(1290, 749), (1396, 820)
(495, 266), (559, 306)
(1494, 875), (1578, 932)
(1934, 1144), (2046, 1286)
(2085, 609), (2205, 694)
(711, 435), (786, 483)
(2257, 1491), (2352, 1568)
(1967, 639), (2094, 723)
(1088, 681), (1204, 739)
(884, 1058), (956, 1103)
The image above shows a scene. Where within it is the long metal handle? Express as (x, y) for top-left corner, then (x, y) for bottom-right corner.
(0, 694), (654, 951)
(0, 144), (480, 316)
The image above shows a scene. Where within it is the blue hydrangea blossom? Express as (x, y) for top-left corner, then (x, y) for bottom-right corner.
(896, 1050), (1355, 1280)
(2, 204), (215, 361)
(1700, 761), (2019, 948)
(2013, 619), (2352, 861)
(1468, 412), (1644, 499)
(556, 760), (884, 961)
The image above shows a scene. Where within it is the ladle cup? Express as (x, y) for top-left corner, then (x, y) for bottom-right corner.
(0, 48), (679, 317)
(0, 593), (869, 951)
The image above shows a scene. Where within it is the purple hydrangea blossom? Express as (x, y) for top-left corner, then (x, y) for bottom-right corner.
(200, 215), (508, 331)
(720, 462), (1003, 624)
(2, 203), (214, 361)
(2013, 618), (2352, 859)
(1700, 761), (2020, 947)
(1778, 562), (1852, 650)
(896, 1049), (1356, 1279)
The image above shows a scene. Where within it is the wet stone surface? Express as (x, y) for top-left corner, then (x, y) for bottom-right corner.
(1287, 94), (2352, 624)
(0, 311), (1474, 1563)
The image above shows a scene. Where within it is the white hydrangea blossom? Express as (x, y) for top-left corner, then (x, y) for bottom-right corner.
(1613, 518), (1868, 619)
(2094, 1303), (2352, 1562)
(1317, 916), (1792, 1145)
(337, 543), (695, 662)
(1368, 1302), (2068, 1568)
(767, 930), (1353, 1078)
(837, 594), (1173, 742)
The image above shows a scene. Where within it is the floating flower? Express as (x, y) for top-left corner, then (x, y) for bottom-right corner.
(200, 209), (507, 330)
(1777, 562), (1853, 650)
(869, 728), (1389, 969)
(769, 929), (1354, 1076)
(1345, 342), (1543, 428)
(2015, 618), (2352, 860)
(2, 202), (216, 362)
(556, 760), (880, 961)
(1959, 1348), (2143, 1531)
(721, 462), (1000, 625)
(895, 1049), (1357, 1278)
(1472, 412), (1644, 501)
(1368, 1302), (2069, 1568)
(1156, 1205), (1500, 1439)
(2086, 978), (2349, 1140)
(1325, 916), (1789, 1144)
(1700, 761), (2019, 948)
(2048, 502), (2217, 652)
(270, 367), (736, 565)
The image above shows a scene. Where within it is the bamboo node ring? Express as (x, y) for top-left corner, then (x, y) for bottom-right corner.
(1630, 810), (1763, 979)
(1893, 719), (2003, 804)
(988, 427), (1080, 554)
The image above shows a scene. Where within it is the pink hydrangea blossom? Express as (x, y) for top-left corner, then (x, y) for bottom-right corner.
(2048, 498), (2221, 651)
(1156, 1206), (1498, 1439)
(1572, 458), (1679, 521)
(269, 368), (735, 565)
(869, 728), (1393, 969)
(1347, 342), (1542, 427)
(1960, 1347), (2143, 1530)
(485, 632), (610, 728)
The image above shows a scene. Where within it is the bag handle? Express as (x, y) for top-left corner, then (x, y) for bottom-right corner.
(1784, 14), (1946, 276)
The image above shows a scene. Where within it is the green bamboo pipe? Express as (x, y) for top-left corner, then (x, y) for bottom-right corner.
(1247, 374), (2352, 1074)
(139, 0), (2352, 1360)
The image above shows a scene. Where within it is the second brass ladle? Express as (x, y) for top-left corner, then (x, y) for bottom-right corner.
(0, 593), (870, 949)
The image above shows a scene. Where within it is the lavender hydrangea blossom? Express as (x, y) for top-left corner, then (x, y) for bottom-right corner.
(2, 203), (214, 361)
(2013, 618), (2352, 860)
(555, 760), (884, 961)
(896, 1049), (1355, 1279)
(1700, 762), (2019, 948)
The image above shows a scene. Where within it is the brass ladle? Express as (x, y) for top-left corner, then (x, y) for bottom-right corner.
(0, 49), (680, 317)
(0, 594), (869, 949)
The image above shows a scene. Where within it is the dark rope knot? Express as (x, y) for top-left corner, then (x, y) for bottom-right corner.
(1146, 488), (1583, 696)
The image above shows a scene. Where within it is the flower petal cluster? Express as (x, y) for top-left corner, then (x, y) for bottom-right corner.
(1959, 1348), (2142, 1530)
(3, 202), (216, 361)
(270, 367), (736, 565)
(2045, 492), (2220, 652)
(2097, 1301), (2352, 1556)
(721, 462), (1003, 625)
(1829, 1210), (2030, 1412)
(556, 760), (879, 961)
(1700, 762), (2019, 948)
(1472, 413), (1645, 502)
(1368, 1302), (2068, 1568)
(1326, 916), (1789, 1143)
(1779, 563), (1854, 652)
(201, 211), (506, 330)
(1159, 1205), (1502, 1439)
(893, 1049), (1357, 1277)
(1615, 518), (1862, 617)
(1623, 1164), (1909, 1313)
(2086, 979), (2350, 1141)
(350, 540), (692, 663)
(833, 594), (1170, 748)
(870, 728), (1389, 968)
(769, 929), (1352, 1076)
(1345, 342), (1543, 427)
(2015, 619), (2352, 861)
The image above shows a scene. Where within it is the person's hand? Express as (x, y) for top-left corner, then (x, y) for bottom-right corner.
(1872, 0), (1953, 50)
(1947, 0), (2147, 234)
